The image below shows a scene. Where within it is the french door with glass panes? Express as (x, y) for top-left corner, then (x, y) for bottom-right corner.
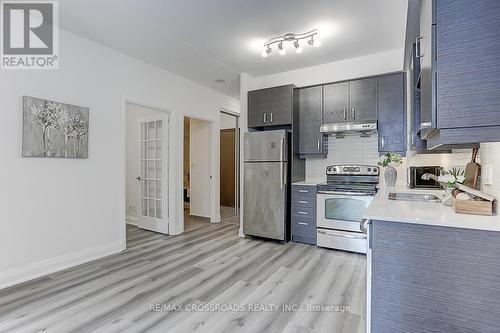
(137, 116), (169, 234)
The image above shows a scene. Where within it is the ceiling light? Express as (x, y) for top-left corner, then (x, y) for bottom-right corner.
(261, 46), (272, 58)
(261, 29), (319, 57)
(308, 36), (321, 47)
(278, 42), (286, 55)
(294, 40), (303, 54)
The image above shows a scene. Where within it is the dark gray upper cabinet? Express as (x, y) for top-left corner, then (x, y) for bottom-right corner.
(418, 0), (437, 139)
(377, 73), (406, 154)
(437, 0), (500, 129)
(323, 82), (349, 123)
(323, 79), (377, 123)
(423, 0), (500, 147)
(349, 77), (378, 122)
(298, 86), (326, 156)
(247, 85), (294, 128)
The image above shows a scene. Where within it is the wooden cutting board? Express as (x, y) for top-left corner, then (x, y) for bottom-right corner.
(464, 148), (480, 189)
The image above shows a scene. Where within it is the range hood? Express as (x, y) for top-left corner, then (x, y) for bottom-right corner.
(320, 122), (377, 136)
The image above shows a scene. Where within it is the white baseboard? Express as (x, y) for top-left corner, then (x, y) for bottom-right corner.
(0, 240), (124, 290)
(126, 215), (138, 226)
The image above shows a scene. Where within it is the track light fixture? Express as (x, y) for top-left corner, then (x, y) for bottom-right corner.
(261, 29), (320, 58)
(261, 46), (272, 58)
(293, 40), (303, 54)
(308, 35), (322, 47)
(278, 42), (286, 55)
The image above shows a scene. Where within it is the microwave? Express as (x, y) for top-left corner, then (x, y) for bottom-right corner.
(407, 166), (443, 189)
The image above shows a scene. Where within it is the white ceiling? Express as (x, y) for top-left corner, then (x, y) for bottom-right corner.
(59, 0), (408, 98)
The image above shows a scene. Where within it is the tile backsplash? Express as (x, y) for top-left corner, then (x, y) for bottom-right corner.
(306, 135), (380, 181)
(306, 134), (476, 187)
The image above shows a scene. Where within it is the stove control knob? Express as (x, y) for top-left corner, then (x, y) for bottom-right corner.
(373, 167), (378, 173)
(367, 168), (371, 172)
(332, 167), (337, 173)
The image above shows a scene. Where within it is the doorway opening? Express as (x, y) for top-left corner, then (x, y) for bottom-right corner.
(183, 116), (213, 231)
(125, 102), (170, 236)
(219, 111), (240, 224)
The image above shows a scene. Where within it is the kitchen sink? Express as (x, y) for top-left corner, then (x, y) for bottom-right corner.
(388, 192), (442, 203)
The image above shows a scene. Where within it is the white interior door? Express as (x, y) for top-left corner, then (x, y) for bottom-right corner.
(189, 118), (211, 218)
(137, 116), (169, 234)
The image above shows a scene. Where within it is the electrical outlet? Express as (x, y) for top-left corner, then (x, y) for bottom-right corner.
(482, 164), (493, 186)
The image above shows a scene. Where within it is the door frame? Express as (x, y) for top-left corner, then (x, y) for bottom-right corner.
(220, 109), (240, 215)
(182, 113), (217, 230)
(122, 98), (176, 248)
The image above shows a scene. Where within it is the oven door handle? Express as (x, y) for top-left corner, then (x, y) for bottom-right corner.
(317, 229), (367, 239)
(317, 190), (375, 196)
(360, 218), (371, 233)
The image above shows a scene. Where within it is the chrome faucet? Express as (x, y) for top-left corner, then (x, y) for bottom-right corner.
(421, 173), (447, 190)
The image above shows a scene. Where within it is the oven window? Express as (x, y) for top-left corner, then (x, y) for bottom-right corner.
(324, 198), (366, 222)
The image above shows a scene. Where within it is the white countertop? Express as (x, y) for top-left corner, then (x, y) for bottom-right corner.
(363, 186), (500, 232)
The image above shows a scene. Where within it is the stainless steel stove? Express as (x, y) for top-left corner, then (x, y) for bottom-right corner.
(316, 165), (379, 254)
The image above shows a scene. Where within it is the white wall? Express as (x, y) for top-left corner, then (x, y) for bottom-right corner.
(189, 118), (212, 218)
(248, 49), (404, 90)
(125, 104), (164, 222)
(0, 29), (239, 289)
(220, 112), (237, 130)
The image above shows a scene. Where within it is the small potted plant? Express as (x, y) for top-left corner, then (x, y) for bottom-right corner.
(378, 153), (403, 187)
(438, 168), (465, 206)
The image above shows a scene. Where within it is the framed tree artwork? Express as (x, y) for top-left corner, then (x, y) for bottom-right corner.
(22, 96), (89, 158)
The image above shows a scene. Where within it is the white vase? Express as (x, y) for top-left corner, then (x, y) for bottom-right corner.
(384, 166), (397, 187)
(443, 187), (453, 206)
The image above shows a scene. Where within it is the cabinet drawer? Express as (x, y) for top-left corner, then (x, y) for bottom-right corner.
(292, 185), (317, 198)
(292, 234), (316, 246)
(291, 195), (316, 209)
(291, 206), (316, 218)
(292, 218), (316, 239)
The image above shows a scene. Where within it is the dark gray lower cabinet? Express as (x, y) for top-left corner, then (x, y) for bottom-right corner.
(377, 73), (406, 155)
(298, 86), (326, 157)
(370, 220), (500, 333)
(291, 185), (317, 245)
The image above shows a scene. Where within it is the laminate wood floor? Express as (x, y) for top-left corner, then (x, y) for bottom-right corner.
(0, 221), (366, 333)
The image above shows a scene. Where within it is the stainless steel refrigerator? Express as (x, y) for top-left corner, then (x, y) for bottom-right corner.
(243, 130), (288, 241)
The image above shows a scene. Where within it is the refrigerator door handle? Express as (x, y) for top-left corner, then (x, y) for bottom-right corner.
(280, 161), (284, 190)
(280, 136), (286, 190)
(280, 136), (285, 161)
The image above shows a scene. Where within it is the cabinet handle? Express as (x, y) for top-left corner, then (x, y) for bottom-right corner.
(343, 109), (347, 120)
(381, 137), (385, 149)
(317, 140), (320, 151)
(298, 222), (309, 226)
(298, 200), (309, 204)
(263, 113), (267, 124)
(270, 112), (273, 123)
(351, 107), (356, 119)
(298, 211), (309, 215)
(415, 37), (423, 59)
(298, 189), (309, 193)
(360, 218), (371, 233)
